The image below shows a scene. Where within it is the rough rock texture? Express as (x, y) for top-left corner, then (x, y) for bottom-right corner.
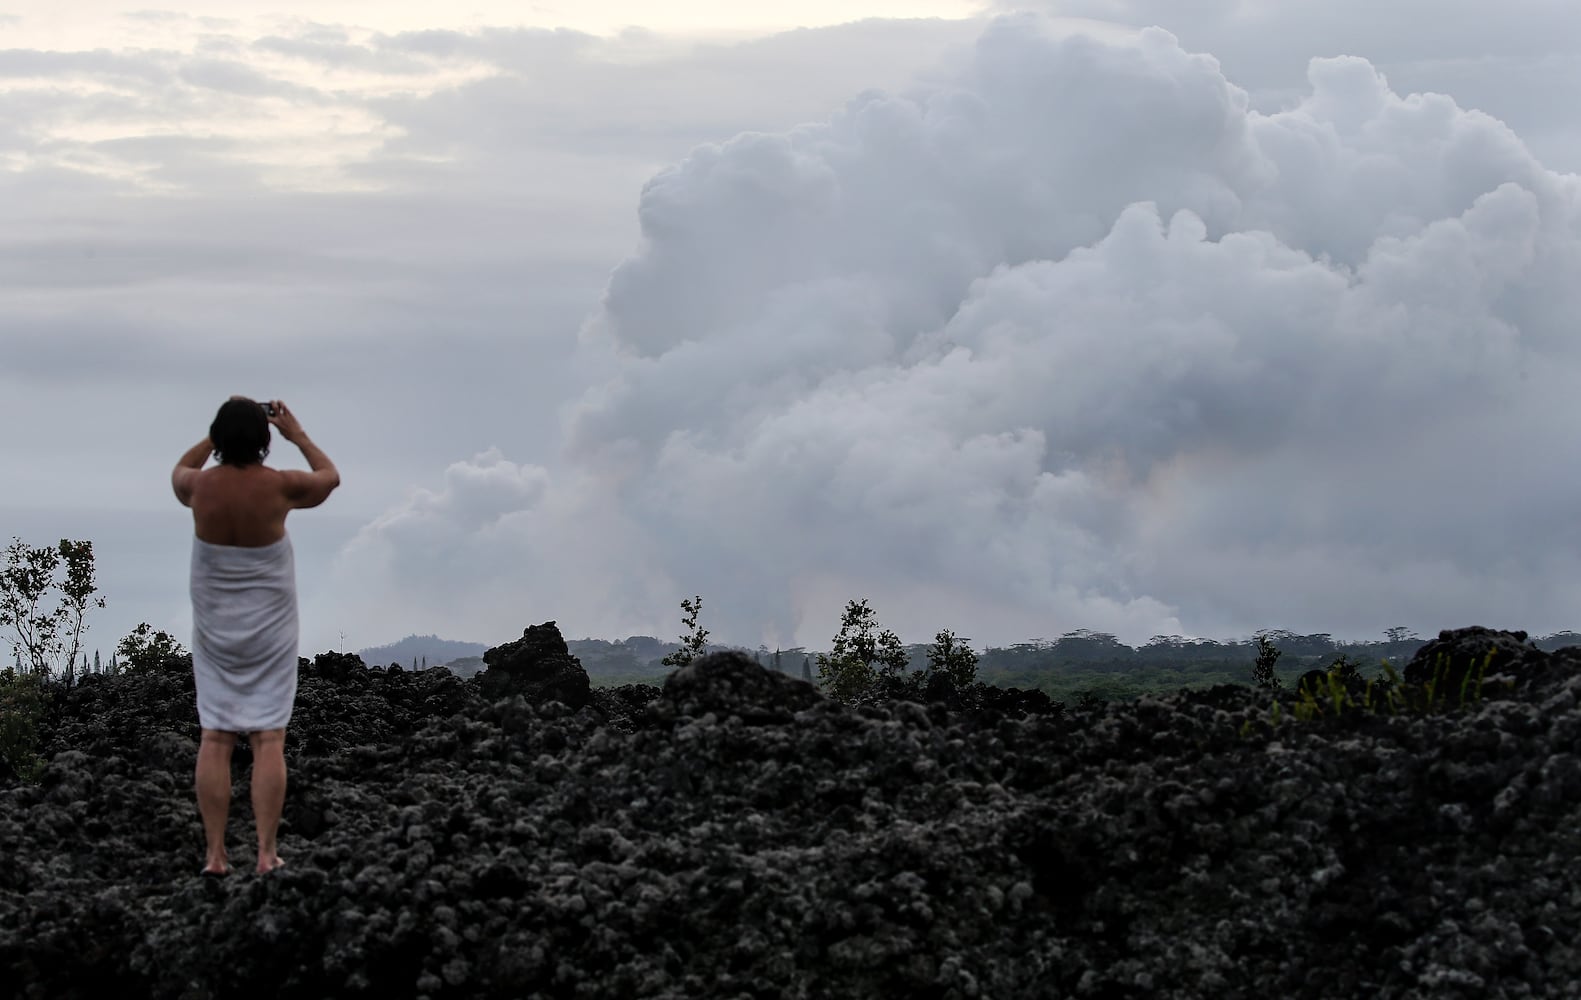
(2, 628), (1580, 998)
(1404, 626), (1539, 694)
(1295, 667), (1331, 695)
(478, 622), (591, 711)
(656, 651), (823, 724)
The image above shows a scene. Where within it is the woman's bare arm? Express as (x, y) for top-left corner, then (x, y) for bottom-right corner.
(172, 437), (213, 507)
(269, 402), (340, 508)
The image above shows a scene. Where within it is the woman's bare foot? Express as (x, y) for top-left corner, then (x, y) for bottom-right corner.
(202, 849), (230, 876)
(256, 854), (286, 875)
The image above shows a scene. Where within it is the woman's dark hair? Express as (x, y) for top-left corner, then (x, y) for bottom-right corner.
(209, 399), (271, 467)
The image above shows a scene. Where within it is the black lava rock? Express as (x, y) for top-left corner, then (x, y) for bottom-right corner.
(478, 621), (591, 711)
(1404, 626), (1539, 695)
(4, 626), (1580, 998)
(657, 650), (822, 724)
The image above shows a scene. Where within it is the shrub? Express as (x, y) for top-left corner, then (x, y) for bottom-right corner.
(661, 596), (710, 669)
(1252, 633), (1282, 690)
(0, 667), (48, 782)
(117, 623), (188, 674)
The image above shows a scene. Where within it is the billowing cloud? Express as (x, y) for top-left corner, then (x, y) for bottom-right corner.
(331, 450), (680, 643)
(1002, 0), (1581, 172)
(337, 14), (1581, 649)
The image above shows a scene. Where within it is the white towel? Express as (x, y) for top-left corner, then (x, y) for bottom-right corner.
(190, 534), (300, 733)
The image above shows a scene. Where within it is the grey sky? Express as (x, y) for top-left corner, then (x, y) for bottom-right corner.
(3, 2), (1580, 657)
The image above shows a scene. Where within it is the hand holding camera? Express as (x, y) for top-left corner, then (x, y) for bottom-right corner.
(223, 395), (307, 444)
(264, 400), (306, 444)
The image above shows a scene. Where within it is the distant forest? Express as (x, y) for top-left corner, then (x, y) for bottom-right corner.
(356, 634), (488, 670)
(361, 628), (1581, 702)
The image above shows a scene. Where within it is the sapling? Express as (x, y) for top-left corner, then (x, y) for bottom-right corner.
(661, 596), (710, 668)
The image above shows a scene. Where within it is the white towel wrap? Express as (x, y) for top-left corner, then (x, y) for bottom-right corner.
(189, 534), (299, 732)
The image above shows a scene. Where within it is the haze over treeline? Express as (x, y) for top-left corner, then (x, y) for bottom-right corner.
(358, 626), (1581, 678)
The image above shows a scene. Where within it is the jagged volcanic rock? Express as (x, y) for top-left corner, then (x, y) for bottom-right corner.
(2, 629), (1580, 998)
(478, 621), (592, 711)
(1404, 626), (1541, 694)
(654, 650), (822, 725)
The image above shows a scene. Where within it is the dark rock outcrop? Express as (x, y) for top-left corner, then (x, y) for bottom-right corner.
(1295, 667), (1330, 696)
(478, 621), (591, 711)
(1403, 626), (1539, 696)
(655, 650), (822, 724)
(973, 680), (1060, 719)
(588, 683), (662, 732)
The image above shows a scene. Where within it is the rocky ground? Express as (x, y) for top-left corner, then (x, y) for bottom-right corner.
(2, 625), (1579, 999)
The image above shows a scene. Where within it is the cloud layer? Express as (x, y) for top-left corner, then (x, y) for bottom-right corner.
(0, 11), (968, 653)
(11, 7), (1581, 653)
(339, 14), (1581, 648)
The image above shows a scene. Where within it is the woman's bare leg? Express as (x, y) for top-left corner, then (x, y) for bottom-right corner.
(196, 729), (235, 873)
(250, 728), (288, 873)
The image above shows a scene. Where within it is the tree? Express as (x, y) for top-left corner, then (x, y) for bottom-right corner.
(1, 538), (61, 677)
(55, 540), (103, 686)
(1, 537), (106, 683)
(117, 623), (187, 674)
(1252, 632), (1282, 690)
(661, 596), (710, 668)
(817, 599), (908, 704)
(1326, 652), (1363, 687)
(1053, 630), (1131, 663)
(926, 629), (979, 689)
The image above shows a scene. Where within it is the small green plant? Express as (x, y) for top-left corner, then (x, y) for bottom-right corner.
(661, 596), (710, 668)
(1376, 662), (1407, 714)
(1331, 677), (1350, 714)
(1255, 647), (1492, 742)
(0, 667), (48, 782)
(1293, 683), (1320, 722)
(1415, 650), (1489, 710)
(1252, 633), (1282, 690)
(1459, 649), (1494, 706)
(1424, 652), (1449, 708)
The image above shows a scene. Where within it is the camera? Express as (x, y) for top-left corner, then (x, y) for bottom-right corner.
(261, 402), (277, 417)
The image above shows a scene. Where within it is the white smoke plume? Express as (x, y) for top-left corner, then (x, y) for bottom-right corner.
(337, 14), (1581, 648)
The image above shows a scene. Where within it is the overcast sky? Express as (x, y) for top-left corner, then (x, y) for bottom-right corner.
(4, 2), (1581, 658)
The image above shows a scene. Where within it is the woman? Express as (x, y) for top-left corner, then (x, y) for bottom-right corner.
(171, 397), (340, 875)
